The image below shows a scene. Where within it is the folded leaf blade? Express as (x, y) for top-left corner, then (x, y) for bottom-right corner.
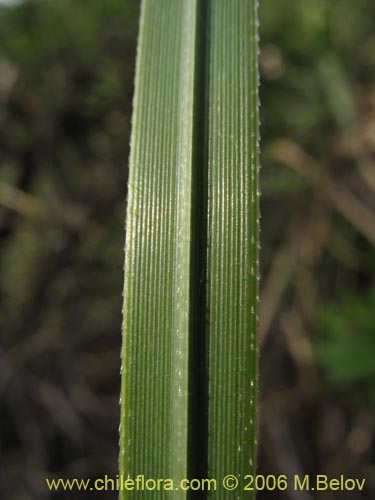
(120, 1), (259, 498)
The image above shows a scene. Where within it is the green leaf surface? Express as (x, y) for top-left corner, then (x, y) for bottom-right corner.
(120, 1), (259, 498)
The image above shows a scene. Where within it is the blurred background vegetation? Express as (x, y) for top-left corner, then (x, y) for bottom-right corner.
(0, 0), (374, 499)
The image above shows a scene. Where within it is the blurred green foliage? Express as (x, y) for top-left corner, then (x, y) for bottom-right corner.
(260, 0), (374, 143)
(317, 289), (375, 402)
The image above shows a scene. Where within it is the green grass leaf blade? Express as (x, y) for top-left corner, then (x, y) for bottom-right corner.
(120, 1), (259, 498)
(206, 1), (259, 495)
(120, 0), (199, 494)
